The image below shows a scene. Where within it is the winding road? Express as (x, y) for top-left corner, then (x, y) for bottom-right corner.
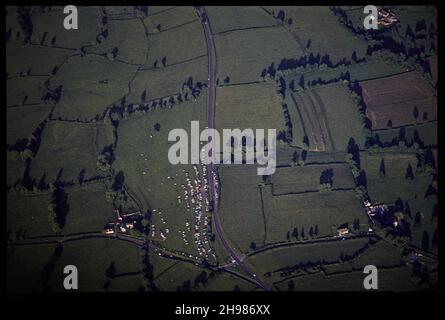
(195, 6), (272, 291)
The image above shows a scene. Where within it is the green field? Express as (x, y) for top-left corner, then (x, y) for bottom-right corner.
(7, 151), (25, 187)
(206, 6), (276, 34)
(143, 19), (206, 68)
(271, 163), (355, 195)
(61, 182), (115, 234)
(7, 243), (57, 292)
(215, 82), (285, 133)
(7, 105), (52, 145)
(375, 121), (438, 148)
(360, 151), (432, 203)
(113, 93), (208, 256)
(275, 266), (420, 291)
(142, 6), (198, 34)
(264, 6), (369, 63)
(30, 121), (114, 183)
(247, 237), (371, 280)
(48, 238), (141, 292)
(128, 55), (207, 103)
(262, 187), (367, 243)
(287, 83), (366, 151)
(50, 55), (138, 120)
(85, 18), (148, 65)
(214, 26), (304, 84)
(218, 165), (265, 253)
(7, 191), (54, 238)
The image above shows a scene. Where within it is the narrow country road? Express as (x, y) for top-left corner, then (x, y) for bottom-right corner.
(195, 6), (272, 291)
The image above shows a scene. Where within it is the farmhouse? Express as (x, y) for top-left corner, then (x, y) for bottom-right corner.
(337, 225), (349, 237)
(378, 8), (398, 27)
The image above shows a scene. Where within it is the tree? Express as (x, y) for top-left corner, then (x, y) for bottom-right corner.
(161, 57), (167, 67)
(421, 230), (429, 251)
(287, 280), (295, 291)
(154, 123), (161, 132)
(276, 10), (285, 22)
(156, 24), (161, 31)
(50, 187), (69, 230)
(224, 76), (230, 84)
(413, 106), (419, 120)
(112, 171), (125, 191)
(292, 227), (298, 240)
(379, 158), (386, 177)
(250, 242), (257, 250)
(299, 75), (305, 89)
(405, 163), (414, 180)
(309, 226), (314, 238)
(292, 150), (299, 163)
(106, 262), (116, 279)
(78, 169), (86, 185)
(414, 211), (422, 226)
(432, 229), (438, 248)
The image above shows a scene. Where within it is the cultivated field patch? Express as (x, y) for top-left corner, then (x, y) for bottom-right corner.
(361, 71), (437, 130)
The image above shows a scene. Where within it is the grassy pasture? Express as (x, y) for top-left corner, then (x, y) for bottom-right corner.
(264, 6), (369, 63)
(7, 244), (57, 292)
(31, 6), (101, 49)
(6, 41), (74, 77)
(143, 6), (198, 34)
(215, 82), (285, 133)
(375, 121), (437, 148)
(48, 238), (141, 292)
(143, 19), (206, 69)
(113, 94), (207, 256)
(247, 237), (371, 277)
(7, 191), (54, 238)
(85, 18), (148, 65)
(30, 121), (114, 183)
(61, 182), (115, 234)
(7, 105), (52, 145)
(262, 187), (366, 243)
(360, 151), (432, 203)
(271, 163), (354, 195)
(7, 77), (48, 107)
(350, 240), (404, 270)
(128, 55), (207, 103)
(217, 165), (265, 253)
(50, 55), (138, 120)
(206, 6), (276, 34)
(154, 261), (206, 291)
(7, 152), (25, 187)
(275, 266), (419, 291)
(214, 26), (304, 84)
